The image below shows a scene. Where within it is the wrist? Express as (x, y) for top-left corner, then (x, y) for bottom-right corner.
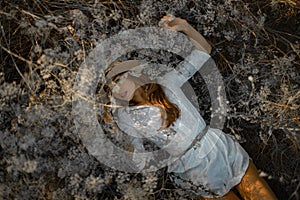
(181, 22), (193, 34)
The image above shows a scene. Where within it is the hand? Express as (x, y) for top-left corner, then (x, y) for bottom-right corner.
(160, 14), (212, 53)
(159, 14), (189, 32)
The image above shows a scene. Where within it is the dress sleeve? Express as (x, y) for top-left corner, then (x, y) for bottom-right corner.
(161, 50), (211, 87)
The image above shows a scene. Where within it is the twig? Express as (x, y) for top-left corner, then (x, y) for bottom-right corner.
(0, 26), (34, 94)
(278, 0), (300, 8)
(21, 9), (42, 19)
(266, 27), (300, 58)
(0, 10), (18, 20)
(0, 44), (36, 67)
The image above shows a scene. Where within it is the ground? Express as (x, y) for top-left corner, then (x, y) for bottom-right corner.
(0, 0), (299, 199)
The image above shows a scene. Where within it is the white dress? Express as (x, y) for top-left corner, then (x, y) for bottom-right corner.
(115, 50), (249, 198)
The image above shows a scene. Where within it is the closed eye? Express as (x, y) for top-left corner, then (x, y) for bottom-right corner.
(112, 71), (127, 82)
(112, 75), (121, 82)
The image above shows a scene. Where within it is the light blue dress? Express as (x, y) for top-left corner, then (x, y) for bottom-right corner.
(115, 50), (249, 198)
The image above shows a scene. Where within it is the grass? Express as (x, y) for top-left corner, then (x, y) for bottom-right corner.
(0, 0), (299, 199)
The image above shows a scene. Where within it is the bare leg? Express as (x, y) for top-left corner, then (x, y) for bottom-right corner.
(236, 161), (277, 200)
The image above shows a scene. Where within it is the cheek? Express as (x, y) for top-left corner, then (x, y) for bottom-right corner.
(121, 80), (134, 91)
(118, 83), (128, 93)
(111, 79), (136, 99)
(127, 80), (136, 90)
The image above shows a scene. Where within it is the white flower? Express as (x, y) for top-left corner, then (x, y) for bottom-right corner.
(22, 160), (37, 173)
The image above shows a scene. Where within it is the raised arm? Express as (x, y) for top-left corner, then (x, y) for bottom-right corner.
(158, 15), (212, 87)
(160, 14), (212, 54)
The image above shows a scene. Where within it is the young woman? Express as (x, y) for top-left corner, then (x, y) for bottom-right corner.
(103, 15), (277, 200)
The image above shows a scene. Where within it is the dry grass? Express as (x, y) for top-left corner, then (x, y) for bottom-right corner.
(0, 0), (299, 199)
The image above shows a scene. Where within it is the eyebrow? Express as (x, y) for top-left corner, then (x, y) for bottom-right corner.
(113, 75), (120, 82)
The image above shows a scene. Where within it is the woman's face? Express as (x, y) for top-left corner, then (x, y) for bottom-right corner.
(111, 73), (137, 101)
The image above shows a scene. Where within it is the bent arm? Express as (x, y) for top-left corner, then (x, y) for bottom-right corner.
(182, 24), (212, 54)
(160, 15), (212, 54)
(159, 15), (212, 86)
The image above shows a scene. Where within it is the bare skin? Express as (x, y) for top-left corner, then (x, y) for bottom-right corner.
(111, 74), (145, 105)
(111, 74), (138, 101)
(236, 161), (277, 200)
(160, 14), (212, 53)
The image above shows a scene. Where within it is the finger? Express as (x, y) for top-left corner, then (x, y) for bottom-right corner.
(161, 14), (175, 21)
(158, 20), (168, 27)
(166, 13), (175, 18)
(159, 19), (173, 27)
(166, 14), (175, 21)
(160, 19), (176, 27)
(166, 20), (177, 26)
(161, 16), (171, 22)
